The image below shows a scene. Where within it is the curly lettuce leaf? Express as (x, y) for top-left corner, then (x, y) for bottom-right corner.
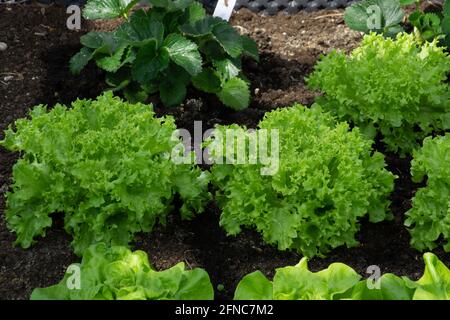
(0, 93), (210, 256)
(405, 134), (450, 252)
(210, 104), (395, 258)
(307, 33), (450, 156)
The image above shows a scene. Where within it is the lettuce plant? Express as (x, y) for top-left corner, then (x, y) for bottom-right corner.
(307, 33), (450, 156)
(209, 104), (395, 258)
(405, 134), (450, 252)
(234, 258), (362, 300)
(0, 93), (210, 256)
(409, 252), (450, 299)
(31, 244), (214, 300)
(70, 0), (259, 110)
(344, 252), (450, 300)
(234, 253), (450, 300)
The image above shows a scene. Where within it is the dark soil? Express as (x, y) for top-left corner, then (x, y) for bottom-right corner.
(1, 4), (449, 301)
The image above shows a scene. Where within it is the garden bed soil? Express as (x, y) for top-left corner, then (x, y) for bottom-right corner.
(1, 4), (449, 300)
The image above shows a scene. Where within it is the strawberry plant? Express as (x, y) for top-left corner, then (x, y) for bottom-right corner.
(208, 104), (395, 258)
(234, 253), (450, 300)
(70, 0), (259, 110)
(405, 134), (450, 252)
(0, 93), (210, 256)
(31, 244), (214, 300)
(307, 32), (450, 156)
(344, 0), (406, 37)
(403, 0), (450, 47)
(345, 0), (450, 47)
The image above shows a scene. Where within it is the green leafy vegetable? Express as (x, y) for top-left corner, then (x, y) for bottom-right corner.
(71, 0), (259, 110)
(235, 253), (450, 300)
(410, 11), (444, 43)
(345, 0), (450, 46)
(235, 257), (362, 300)
(406, 0), (450, 47)
(405, 134), (450, 252)
(348, 274), (414, 300)
(0, 93), (210, 256)
(442, 0), (450, 47)
(344, 0), (405, 37)
(307, 32), (450, 156)
(209, 104), (395, 258)
(412, 252), (450, 299)
(216, 77), (250, 111)
(31, 244), (214, 300)
(83, 0), (139, 20)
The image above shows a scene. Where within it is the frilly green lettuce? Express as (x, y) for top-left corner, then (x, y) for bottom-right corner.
(0, 92), (210, 256)
(405, 134), (450, 252)
(307, 33), (450, 156)
(210, 104), (396, 258)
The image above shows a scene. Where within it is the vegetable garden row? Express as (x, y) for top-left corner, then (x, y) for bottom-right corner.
(0, 0), (450, 300)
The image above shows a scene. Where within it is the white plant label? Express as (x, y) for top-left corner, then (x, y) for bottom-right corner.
(213, 0), (237, 22)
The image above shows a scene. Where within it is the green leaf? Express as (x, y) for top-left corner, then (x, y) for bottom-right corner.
(96, 44), (128, 72)
(212, 23), (243, 58)
(70, 47), (94, 74)
(163, 33), (202, 76)
(179, 16), (223, 37)
(316, 262), (362, 299)
(217, 77), (250, 110)
(444, 0), (450, 18)
(442, 16), (450, 34)
(114, 14), (165, 50)
(175, 268), (215, 300)
(381, 274), (414, 300)
(129, 10), (165, 46)
(147, 0), (193, 12)
(123, 82), (149, 103)
(199, 40), (228, 60)
(83, 0), (139, 20)
(31, 245), (214, 300)
(192, 68), (222, 93)
(80, 32), (113, 49)
(413, 253), (450, 300)
(349, 274), (413, 300)
(384, 24), (405, 37)
(234, 271), (273, 300)
(272, 258), (361, 300)
(344, 0), (404, 35)
(213, 59), (240, 81)
(159, 79), (187, 107)
(31, 282), (71, 300)
(81, 32), (120, 56)
(409, 11), (422, 27)
(185, 2), (206, 23)
(131, 41), (169, 84)
(241, 35), (259, 61)
(106, 68), (131, 90)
